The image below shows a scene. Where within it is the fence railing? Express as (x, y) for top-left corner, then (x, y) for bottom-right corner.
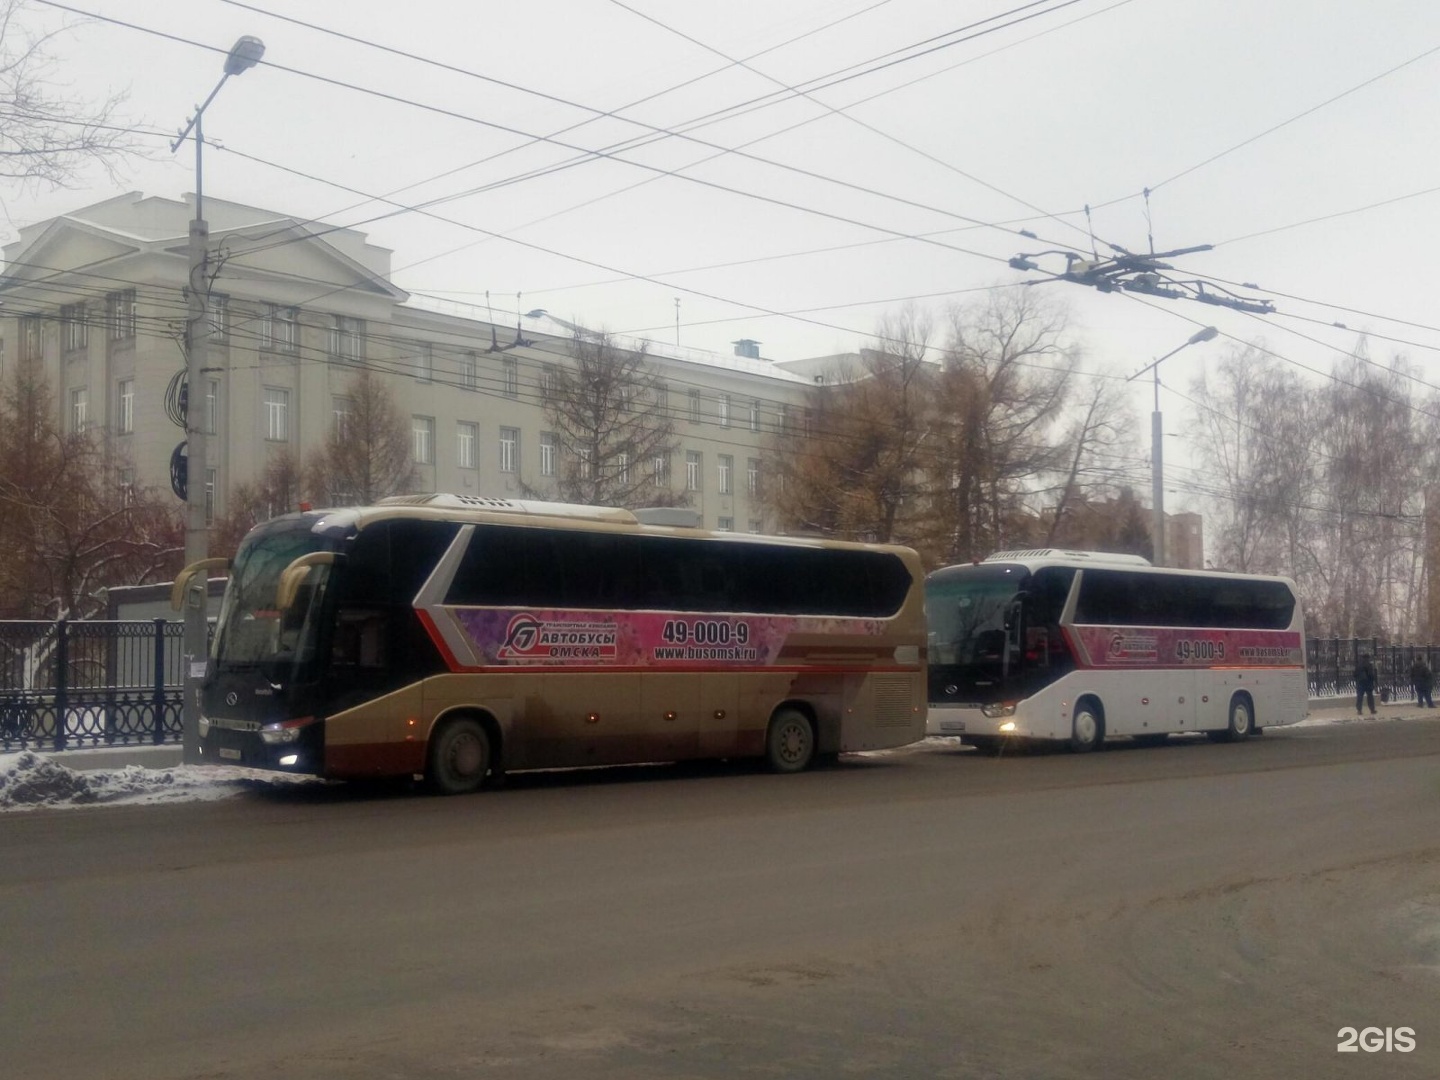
(1306, 638), (1439, 702)
(0, 618), (184, 752)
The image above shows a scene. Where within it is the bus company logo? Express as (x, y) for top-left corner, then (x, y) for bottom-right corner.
(1108, 632), (1158, 662)
(497, 613), (618, 661)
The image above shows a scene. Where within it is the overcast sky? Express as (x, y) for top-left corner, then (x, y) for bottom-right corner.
(6, 0), (1440, 513)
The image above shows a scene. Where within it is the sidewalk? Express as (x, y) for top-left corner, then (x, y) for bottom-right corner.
(1302, 696), (1437, 725)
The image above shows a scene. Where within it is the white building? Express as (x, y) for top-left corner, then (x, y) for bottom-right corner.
(0, 192), (821, 533)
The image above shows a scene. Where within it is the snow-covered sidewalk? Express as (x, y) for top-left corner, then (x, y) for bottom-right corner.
(0, 750), (319, 811)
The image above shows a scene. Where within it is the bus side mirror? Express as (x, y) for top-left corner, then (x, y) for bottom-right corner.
(276, 552), (339, 612)
(170, 557), (231, 611)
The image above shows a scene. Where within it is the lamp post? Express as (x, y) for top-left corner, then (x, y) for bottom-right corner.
(171, 35), (264, 764)
(1127, 325), (1218, 566)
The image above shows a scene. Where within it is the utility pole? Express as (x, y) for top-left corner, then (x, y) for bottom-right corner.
(1126, 326), (1218, 566)
(170, 35), (265, 763)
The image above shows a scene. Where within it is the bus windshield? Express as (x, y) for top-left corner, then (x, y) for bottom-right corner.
(926, 562), (1077, 704)
(927, 564), (1024, 671)
(212, 519), (338, 679)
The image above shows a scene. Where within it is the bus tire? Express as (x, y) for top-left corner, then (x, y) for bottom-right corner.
(426, 717), (491, 795)
(765, 708), (815, 773)
(1069, 699), (1103, 753)
(1211, 694), (1253, 743)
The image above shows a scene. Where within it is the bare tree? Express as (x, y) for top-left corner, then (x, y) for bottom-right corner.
(1186, 342), (1318, 575)
(932, 288), (1074, 561)
(766, 308), (936, 547)
(533, 331), (685, 508)
(0, 1), (141, 195)
(212, 448), (305, 555)
(307, 368), (416, 505)
(1041, 374), (1137, 546)
(0, 354), (180, 617)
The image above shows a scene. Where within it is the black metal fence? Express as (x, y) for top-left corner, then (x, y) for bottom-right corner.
(1306, 638), (1440, 702)
(0, 618), (184, 752)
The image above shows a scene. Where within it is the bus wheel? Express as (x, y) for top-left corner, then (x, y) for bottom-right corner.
(427, 718), (491, 795)
(765, 709), (815, 773)
(1211, 695), (1253, 743)
(1069, 701), (1103, 753)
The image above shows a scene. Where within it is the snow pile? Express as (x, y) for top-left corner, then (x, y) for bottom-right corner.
(0, 751), (317, 811)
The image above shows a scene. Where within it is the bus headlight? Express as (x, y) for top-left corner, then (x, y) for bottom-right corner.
(998, 721), (1017, 732)
(260, 716), (316, 744)
(981, 703), (1018, 719)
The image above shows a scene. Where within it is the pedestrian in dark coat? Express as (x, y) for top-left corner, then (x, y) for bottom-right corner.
(1410, 656), (1434, 708)
(1355, 653), (1378, 715)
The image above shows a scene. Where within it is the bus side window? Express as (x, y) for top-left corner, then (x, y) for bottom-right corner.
(334, 607), (386, 668)
(1025, 626), (1049, 665)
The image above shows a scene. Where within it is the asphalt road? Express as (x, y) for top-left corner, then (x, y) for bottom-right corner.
(4, 719), (1439, 1080)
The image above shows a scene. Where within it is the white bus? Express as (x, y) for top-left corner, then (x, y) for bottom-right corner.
(925, 549), (1307, 751)
(175, 495), (928, 793)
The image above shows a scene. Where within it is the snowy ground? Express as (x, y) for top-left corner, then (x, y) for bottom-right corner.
(2, 704), (1432, 812)
(0, 751), (321, 812)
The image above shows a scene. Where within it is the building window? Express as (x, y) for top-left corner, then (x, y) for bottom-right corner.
(747, 458), (760, 498)
(413, 415), (434, 464)
(208, 294), (229, 342)
(21, 315), (43, 361)
(62, 303), (88, 351)
(718, 517), (733, 532)
(540, 364), (558, 401)
(652, 452), (669, 487)
(748, 520), (762, 534)
(540, 431), (556, 476)
(578, 447), (592, 479)
(686, 450), (701, 492)
(408, 340), (432, 381)
(778, 404), (790, 434)
(262, 304), (299, 353)
(69, 386), (88, 432)
(107, 290), (136, 341)
(503, 357), (518, 399)
(718, 454), (732, 495)
(749, 399), (760, 432)
(617, 451), (629, 485)
(118, 379), (134, 434)
(717, 394), (730, 428)
(499, 427), (519, 472)
(457, 421), (476, 468)
(206, 379), (220, 435)
(459, 351), (477, 390)
(654, 380), (668, 415)
(205, 468), (216, 526)
(688, 389), (701, 423)
(264, 387), (290, 441)
(118, 467), (134, 506)
(332, 396), (352, 437)
(328, 316), (364, 362)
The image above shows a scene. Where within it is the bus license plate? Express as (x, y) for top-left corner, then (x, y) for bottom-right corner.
(939, 720), (966, 733)
(219, 747), (242, 760)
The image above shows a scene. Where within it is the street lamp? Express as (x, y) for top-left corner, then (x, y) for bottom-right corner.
(1127, 325), (1218, 567)
(170, 35), (265, 764)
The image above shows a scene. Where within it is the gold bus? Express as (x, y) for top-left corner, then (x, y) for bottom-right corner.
(175, 495), (927, 793)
